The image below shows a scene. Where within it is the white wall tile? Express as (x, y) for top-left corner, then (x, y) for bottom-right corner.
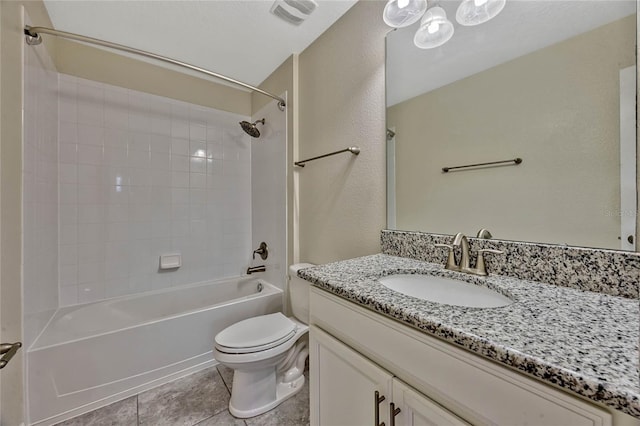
(151, 135), (172, 154)
(78, 261), (105, 285)
(78, 185), (104, 204)
(77, 165), (103, 186)
(171, 119), (189, 139)
(105, 128), (128, 147)
(151, 116), (172, 136)
(78, 280), (105, 303)
(23, 27), (59, 348)
(190, 124), (206, 141)
(190, 157), (206, 174)
(104, 278), (130, 298)
(77, 124), (104, 146)
(78, 204), (105, 224)
(59, 164), (77, 184)
(190, 140), (207, 158)
(171, 138), (190, 156)
(59, 285), (78, 306)
(251, 100), (287, 291)
(59, 122), (78, 144)
(57, 75), (252, 306)
(60, 204), (78, 226)
(59, 245), (77, 266)
(129, 132), (151, 153)
(59, 99), (77, 124)
(172, 155), (190, 172)
(77, 145), (103, 165)
(59, 264), (78, 286)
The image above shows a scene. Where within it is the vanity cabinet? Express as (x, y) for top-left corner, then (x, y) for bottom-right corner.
(392, 378), (469, 426)
(310, 326), (392, 425)
(311, 326), (467, 426)
(309, 287), (626, 426)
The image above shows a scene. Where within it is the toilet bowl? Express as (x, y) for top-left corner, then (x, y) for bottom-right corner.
(212, 263), (314, 418)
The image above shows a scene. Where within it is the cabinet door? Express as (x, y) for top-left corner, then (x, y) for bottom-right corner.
(310, 326), (393, 426)
(392, 379), (469, 426)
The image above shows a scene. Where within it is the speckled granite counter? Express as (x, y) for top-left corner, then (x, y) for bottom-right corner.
(298, 254), (640, 418)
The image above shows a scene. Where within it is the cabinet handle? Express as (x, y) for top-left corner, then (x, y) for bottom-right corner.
(375, 390), (386, 426)
(390, 402), (401, 426)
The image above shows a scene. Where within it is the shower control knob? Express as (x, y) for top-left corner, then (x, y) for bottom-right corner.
(253, 242), (269, 260)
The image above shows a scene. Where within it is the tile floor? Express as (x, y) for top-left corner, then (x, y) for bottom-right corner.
(55, 365), (309, 426)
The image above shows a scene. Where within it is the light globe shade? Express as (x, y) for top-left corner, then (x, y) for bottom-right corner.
(456, 0), (506, 26)
(383, 0), (428, 28)
(414, 6), (454, 49)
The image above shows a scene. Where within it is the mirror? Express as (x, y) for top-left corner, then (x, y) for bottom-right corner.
(386, 0), (637, 251)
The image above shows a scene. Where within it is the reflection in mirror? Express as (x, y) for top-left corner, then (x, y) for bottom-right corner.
(386, 0), (637, 251)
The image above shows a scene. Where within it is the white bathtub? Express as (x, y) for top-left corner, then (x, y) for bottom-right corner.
(27, 277), (283, 425)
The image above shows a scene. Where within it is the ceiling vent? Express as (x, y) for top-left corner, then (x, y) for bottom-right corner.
(270, 0), (318, 25)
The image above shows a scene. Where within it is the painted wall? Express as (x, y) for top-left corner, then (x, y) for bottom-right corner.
(23, 12), (59, 349)
(55, 39), (251, 116)
(297, 0), (388, 264)
(57, 75), (252, 305)
(387, 16), (635, 249)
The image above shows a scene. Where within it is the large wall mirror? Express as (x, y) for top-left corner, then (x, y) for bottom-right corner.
(386, 0), (638, 251)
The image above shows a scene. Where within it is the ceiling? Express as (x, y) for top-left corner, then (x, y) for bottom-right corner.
(387, 1), (636, 106)
(43, 0), (358, 88)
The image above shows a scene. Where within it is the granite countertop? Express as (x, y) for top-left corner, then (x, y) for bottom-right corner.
(298, 253), (640, 418)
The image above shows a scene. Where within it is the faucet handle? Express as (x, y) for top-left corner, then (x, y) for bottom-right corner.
(434, 244), (457, 271)
(474, 249), (504, 276)
(252, 242), (268, 260)
(476, 228), (492, 239)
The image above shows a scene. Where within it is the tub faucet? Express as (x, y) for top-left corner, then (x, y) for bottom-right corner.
(246, 265), (266, 275)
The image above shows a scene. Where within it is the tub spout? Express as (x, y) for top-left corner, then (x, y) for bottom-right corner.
(246, 265), (266, 274)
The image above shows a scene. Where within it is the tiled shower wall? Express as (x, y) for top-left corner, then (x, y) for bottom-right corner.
(22, 15), (59, 348)
(251, 97), (287, 289)
(58, 75), (252, 306)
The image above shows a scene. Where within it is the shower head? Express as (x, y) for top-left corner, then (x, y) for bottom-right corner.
(239, 118), (265, 138)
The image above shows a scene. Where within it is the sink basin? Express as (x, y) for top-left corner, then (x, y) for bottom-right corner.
(378, 274), (513, 308)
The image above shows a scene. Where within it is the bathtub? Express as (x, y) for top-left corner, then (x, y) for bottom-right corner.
(27, 277), (283, 425)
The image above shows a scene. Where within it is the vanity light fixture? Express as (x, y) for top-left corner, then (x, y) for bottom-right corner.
(413, 6), (454, 49)
(383, 0), (428, 28)
(455, 0), (506, 26)
(383, 0), (506, 49)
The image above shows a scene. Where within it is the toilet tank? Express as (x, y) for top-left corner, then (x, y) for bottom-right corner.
(288, 263), (315, 324)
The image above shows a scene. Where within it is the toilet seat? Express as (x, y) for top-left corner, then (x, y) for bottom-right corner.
(215, 313), (297, 354)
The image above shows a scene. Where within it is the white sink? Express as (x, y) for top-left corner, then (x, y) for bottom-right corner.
(378, 274), (513, 308)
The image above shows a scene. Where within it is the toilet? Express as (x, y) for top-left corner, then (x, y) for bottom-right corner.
(213, 263), (314, 418)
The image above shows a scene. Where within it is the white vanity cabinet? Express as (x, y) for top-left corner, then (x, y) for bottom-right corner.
(309, 287), (635, 426)
(310, 326), (393, 426)
(391, 378), (469, 426)
(311, 325), (468, 426)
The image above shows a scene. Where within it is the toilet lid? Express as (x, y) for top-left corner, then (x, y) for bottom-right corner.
(215, 313), (297, 354)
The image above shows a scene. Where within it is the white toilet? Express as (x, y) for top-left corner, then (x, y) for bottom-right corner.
(213, 263), (314, 418)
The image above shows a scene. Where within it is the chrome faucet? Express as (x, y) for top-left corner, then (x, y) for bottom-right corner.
(435, 232), (504, 276)
(476, 228), (492, 239)
(452, 232), (471, 272)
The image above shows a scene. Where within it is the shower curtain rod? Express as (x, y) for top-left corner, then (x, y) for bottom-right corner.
(24, 25), (286, 110)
